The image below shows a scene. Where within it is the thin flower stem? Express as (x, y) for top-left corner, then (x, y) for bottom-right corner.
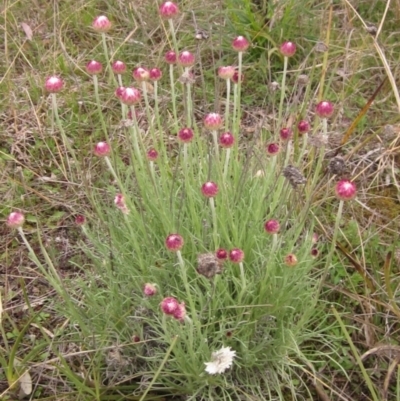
(209, 197), (218, 248)
(168, 19), (179, 57)
(101, 32), (116, 85)
(92, 75), (110, 142)
(169, 64), (178, 128)
(186, 81), (192, 127)
(129, 105), (144, 167)
(211, 130), (220, 161)
(223, 148), (231, 181)
(141, 81), (157, 145)
(235, 52), (243, 137)
(278, 56), (288, 131)
(225, 79), (231, 131)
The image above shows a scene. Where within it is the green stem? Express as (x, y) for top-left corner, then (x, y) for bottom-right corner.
(93, 75), (109, 141)
(169, 64), (178, 128)
(225, 79), (231, 132)
(209, 197), (218, 248)
(278, 56), (288, 131)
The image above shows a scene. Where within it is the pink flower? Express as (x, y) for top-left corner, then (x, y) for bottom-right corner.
(315, 101), (334, 118)
(143, 283), (157, 297)
(172, 302), (186, 321)
(149, 68), (162, 81)
(178, 51), (195, 67)
(92, 15), (111, 32)
(229, 248), (244, 263)
(7, 212), (25, 229)
(201, 182), (219, 198)
(266, 143), (280, 156)
(75, 215), (86, 225)
(279, 127), (293, 141)
(280, 41), (296, 57)
(161, 297), (179, 315)
(120, 87), (141, 105)
(284, 253), (298, 267)
(133, 67), (150, 81)
(86, 60), (103, 75)
(112, 60), (126, 74)
(165, 51), (177, 64)
(232, 36), (250, 52)
(297, 120), (310, 134)
(159, 1), (179, 19)
(218, 66), (235, 80)
(335, 179), (357, 201)
(178, 127), (194, 143)
(94, 142), (111, 157)
(219, 132), (235, 148)
(165, 234), (184, 251)
(114, 193), (129, 214)
(204, 113), (223, 130)
(147, 148), (159, 161)
(216, 248), (228, 260)
(45, 76), (64, 93)
(264, 219), (280, 234)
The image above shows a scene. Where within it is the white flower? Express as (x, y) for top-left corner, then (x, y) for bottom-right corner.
(204, 346), (236, 375)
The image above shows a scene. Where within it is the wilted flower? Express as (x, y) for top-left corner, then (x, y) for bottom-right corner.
(197, 253), (223, 279)
(283, 165), (306, 188)
(204, 346), (236, 374)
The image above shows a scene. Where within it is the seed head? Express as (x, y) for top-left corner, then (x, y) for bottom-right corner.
(280, 41), (296, 57)
(218, 66), (235, 80)
(45, 76), (64, 93)
(178, 51), (195, 67)
(165, 234), (184, 251)
(149, 68), (162, 81)
(165, 50), (177, 64)
(219, 132), (235, 148)
(280, 127), (293, 141)
(315, 100), (334, 118)
(264, 219), (280, 234)
(92, 15), (111, 32)
(178, 127), (194, 143)
(147, 148), (159, 161)
(266, 143), (280, 156)
(133, 67), (150, 82)
(7, 212), (25, 229)
(284, 253), (298, 267)
(216, 248), (228, 260)
(120, 87), (141, 105)
(201, 182), (219, 198)
(297, 120), (310, 134)
(112, 60), (126, 74)
(335, 179), (356, 201)
(197, 253), (223, 279)
(229, 248), (244, 263)
(283, 165), (307, 188)
(143, 283), (157, 297)
(232, 36), (250, 52)
(159, 1), (179, 19)
(94, 142), (111, 157)
(160, 297), (179, 315)
(86, 60), (103, 75)
(204, 113), (223, 130)
(328, 156), (348, 176)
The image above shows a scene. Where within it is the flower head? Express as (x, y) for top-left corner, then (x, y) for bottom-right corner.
(159, 1), (179, 19)
(75, 215), (86, 225)
(216, 248), (228, 260)
(92, 15), (111, 32)
(146, 148), (159, 161)
(178, 51), (195, 67)
(178, 127), (194, 143)
(316, 101), (334, 118)
(160, 297), (179, 315)
(218, 66), (235, 80)
(197, 253), (224, 279)
(297, 120), (310, 135)
(204, 346), (236, 375)
(229, 248), (244, 263)
(149, 68), (162, 81)
(264, 219), (280, 234)
(232, 71), (244, 84)
(143, 283), (157, 297)
(45, 76), (64, 93)
(165, 234), (184, 251)
(266, 143), (280, 156)
(94, 142), (111, 157)
(335, 179), (357, 201)
(114, 193), (129, 214)
(280, 41), (296, 57)
(201, 182), (219, 198)
(7, 212), (25, 229)
(120, 87), (141, 105)
(172, 302), (186, 321)
(279, 127), (293, 141)
(204, 113), (223, 130)
(284, 253), (298, 267)
(86, 60), (103, 75)
(165, 51), (177, 64)
(219, 132), (235, 148)
(112, 60), (126, 74)
(232, 36), (249, 52)
(133, 67), (150, 82)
